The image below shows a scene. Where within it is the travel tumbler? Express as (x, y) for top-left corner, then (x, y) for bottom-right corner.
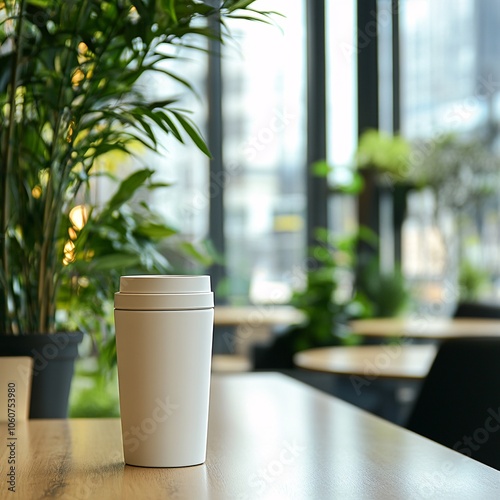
(114, 275), (214, 467)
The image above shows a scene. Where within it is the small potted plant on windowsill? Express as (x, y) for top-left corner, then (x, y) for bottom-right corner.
(0, 0), (267, 418)
(354, 129), (413, 242)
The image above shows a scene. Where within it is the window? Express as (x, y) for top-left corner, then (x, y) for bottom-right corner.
(221, 1), (307, 304)
(400, 0), (500, 307)
(326, 0), (357, 236)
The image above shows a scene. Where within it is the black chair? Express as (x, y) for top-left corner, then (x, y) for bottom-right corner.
(405, 337), (500, 470)
(453, 301), (500, 319)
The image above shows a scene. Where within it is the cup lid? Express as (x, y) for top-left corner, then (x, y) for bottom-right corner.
(119, 275), (211, 294)
(115, 275), (213, 310)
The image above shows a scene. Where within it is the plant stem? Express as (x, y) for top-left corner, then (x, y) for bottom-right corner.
(1, 0), (26, 334)
(39, 0), (91, 332)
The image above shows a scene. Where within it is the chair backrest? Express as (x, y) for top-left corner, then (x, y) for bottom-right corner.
(406, 337), (500, 470)
(453, 301), (500, 318)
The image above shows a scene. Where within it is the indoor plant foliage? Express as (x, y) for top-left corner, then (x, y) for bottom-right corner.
(253, 228), (368, 370)
(407, 133), (500, 212)
(0, 0), (265, 336)
(355, 128), (411, 184)
(404, 133), (500, 312)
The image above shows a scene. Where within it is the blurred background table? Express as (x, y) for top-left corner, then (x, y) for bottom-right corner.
(211, 354), (251, 373)
(214, 305), (303, 326)
(350, 317), (500, 340)
(294, 344), (438, 380)
(213, 306), (303, 357)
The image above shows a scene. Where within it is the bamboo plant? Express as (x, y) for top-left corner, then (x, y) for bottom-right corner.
(0, 0), (267, 335)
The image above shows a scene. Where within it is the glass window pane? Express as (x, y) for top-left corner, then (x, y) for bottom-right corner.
(400, 0), (478, 138)
(137, 41), (210, 246)
(400, 0), (500, 309)
(222, 1), (307, 304)
(326, 0), (357, 236)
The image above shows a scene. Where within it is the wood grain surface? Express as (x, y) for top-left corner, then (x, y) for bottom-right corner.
(1, 373), (499, 499)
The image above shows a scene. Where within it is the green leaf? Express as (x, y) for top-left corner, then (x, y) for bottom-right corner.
(179, 241), (213, 266)
(159, 111), (184, 142)
(357, 226), (379, 246)
(168, 0), (178, 23)
(147, 182), (172, 189)
(141, 108), (174, 136)
(26, 0), (51, 8)
(136, 223), (178, 239)
(89, 254), (142, 271)
(225, 0), (257, 12)
(132, 113), (157, 147)
(226, 14), (269, 23)
(337, 172), (364, 195)
(312, 160), (331, 177)
(105, 169), (154, 213)
(172, 111), (211, 157)
(152, 68), (199, 96)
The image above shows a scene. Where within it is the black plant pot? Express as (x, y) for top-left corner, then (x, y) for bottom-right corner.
(0, 332), (83, 418)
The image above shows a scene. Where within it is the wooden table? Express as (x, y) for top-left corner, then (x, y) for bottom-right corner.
(214, 305), (303, 326)
(350, 317), (500, 340)
(214, 305), (304, 356)
(2, 373), (499, 498)
(211, 354), (251, 372)
(294, 344), (438, 380)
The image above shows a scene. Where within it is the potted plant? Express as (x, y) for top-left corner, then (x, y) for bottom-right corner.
(407, 133), (500, 211)
(253, 228), (367, 370)
(355, 128), (412, 183)
(354, 129), (413, 251)
(0, 0), (267, 417)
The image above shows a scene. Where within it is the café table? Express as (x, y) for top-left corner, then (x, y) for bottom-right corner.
(214, 305), (304, 327)
(213, 305), (304, 356)
(293, 344), (437, 425)
(293, 344), (438, 380)
(211, 353), (251, 372)
(2, 373), (499, 499)
(350, 316), (500, 340)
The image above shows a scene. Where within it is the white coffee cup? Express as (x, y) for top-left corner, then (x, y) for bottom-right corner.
(114, 275), (214, 467)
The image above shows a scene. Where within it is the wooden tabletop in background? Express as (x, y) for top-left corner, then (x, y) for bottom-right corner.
(214, 305), (304, 326)
(350, 317), (500, 339)
(1, 373), (499, 499)
(294, 344), (438, 379)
